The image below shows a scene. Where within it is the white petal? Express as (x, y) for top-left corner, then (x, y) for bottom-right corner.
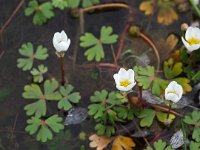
(165, 93), (179, 103)
(191, 27), (200, 39)
(181, 37), (190, 48)
(61, 30), (68, 41)
(118, 68), (129, 80)
(185, 27), (194, 41)
(127, 69), (135, 82)
(176, 84), (183, 99)
(186, 44), (200, 52)
(113, 74), (119, 84)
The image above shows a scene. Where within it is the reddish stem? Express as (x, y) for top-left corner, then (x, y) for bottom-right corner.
(0, 0), (25, 33)
(77, 63), (119, 69)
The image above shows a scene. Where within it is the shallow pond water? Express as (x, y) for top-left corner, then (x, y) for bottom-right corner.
(0, 0), (195, 149)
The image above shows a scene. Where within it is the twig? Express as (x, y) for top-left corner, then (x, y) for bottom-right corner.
(151, 104), (183, 117)
(8, 113), (18, 148)
(77, 62), (119, 69)
(82, 3), (129, 13)
(111, 45), (117, 66)
(139, 33), (160, 71)
(0, 0), (25, 34)
(116, 11), (133, 61)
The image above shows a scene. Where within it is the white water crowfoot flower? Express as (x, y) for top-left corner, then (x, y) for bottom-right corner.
(165, 81), (183, 103)
(113, 68), (136, 92)
(181, 26), (200, 52)
(53, 30), (71, 57)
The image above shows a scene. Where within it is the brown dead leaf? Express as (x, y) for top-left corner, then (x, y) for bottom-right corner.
(157, 7), (178, 25)
(89, 134), (112, 150)
(112, 136), (136, 150)
(166, 34), (178, 50)
(139, 1), (154, 15)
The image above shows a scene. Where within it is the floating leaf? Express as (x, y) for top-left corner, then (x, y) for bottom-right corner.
(64, 107), (88, 125)
(134, 66), (167, 96)
(80, 26), (118, 62)
(23, 80), (62, 117)
(164, 58), (183, 79)
(145, 139), (173, 150)
(25, 0), (54, 25)
(58, 84), (81, 111)
(25, 115), (64, 142)
(138, 109), (155, 127)
(52, 0), (68, 10)
(17, 43), (48, 71)
(89, 134), (112, 150)
(30, 64), (48, 83)
(112, 136), (136, 150)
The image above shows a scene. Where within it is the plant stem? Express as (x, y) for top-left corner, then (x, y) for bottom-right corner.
(166, 103), (172, 120)
(189, 0), (200, 17)
(181, 119), (187, 150)
(82, 3), (129, 13)
(0, 0), (25, 33)
(139, 32), (160, 71)
(60, 57), (65, 86)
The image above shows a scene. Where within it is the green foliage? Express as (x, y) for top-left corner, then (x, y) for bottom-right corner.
(190, 141), (200, 150)
(68, 0), (100, 8)
(23, 79), (62, 117)
(192, 71), (200, 83)
(137, 109), (155, 127)
(58, 84), (81, 111)
(17, 42), (48, 71)
(164, 58), (183, 79)
(52, 0), (68, 10)
(145, 139), (173, 150)
(30, 65), (48, 83)
(88, 90), (132, 137)
(80, 26), (118, 62)
(134, 66), (167, 96)
(25, 0), (54, 25)
(25, 115), (64, 142)
(184, 111), (200, 142)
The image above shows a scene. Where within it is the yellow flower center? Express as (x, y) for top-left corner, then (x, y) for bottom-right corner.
(120, 80), (131, 87)
(187, 37), (200, 45)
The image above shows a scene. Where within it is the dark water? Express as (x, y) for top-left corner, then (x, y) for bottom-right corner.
(0, 0), (192, 149)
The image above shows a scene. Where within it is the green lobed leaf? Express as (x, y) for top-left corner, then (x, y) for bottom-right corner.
(192, 71), (200, 83)
(88, 104), (106, 119)
(164, 58), (183, 79)
(44, 80), (62, 100)
(52, 0), (68, 10)
(31, 64), (48, 83)
(35, 45), (49, 60)
(24, 100), (46, 117)
(26, 115), (64, 142)
(145, 140), (173, 150)
(184, 111), (200, 125)
(152, 78), (167, 96)
(25, 0), (54, 25)
(23, 84), (43, 99)
(80, 26), (118, 62)
(82, 0), (100, 8)
(58, 84), (81, 111)
(173, 77), (192, 94)
(193, 128), (200, 142)
(67, 0), (80, 8)
(138, 109), (155, 127)
(190, 141), (200, 150)
(100, 26), (118, 44)
(95, 123), (115, 137)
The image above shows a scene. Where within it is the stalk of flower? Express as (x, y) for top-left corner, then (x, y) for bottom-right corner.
(164, 81), (183, 125)
(53, 30), (71, 85)
(181, 26), (200, 52)
(113, 68), (136, 103)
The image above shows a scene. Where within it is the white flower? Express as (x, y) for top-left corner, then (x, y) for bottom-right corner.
(53, 30), (71, 52)
(165, 81), (183, 103)
(113, 68), (136, 92)
(181, 26), (200, 52)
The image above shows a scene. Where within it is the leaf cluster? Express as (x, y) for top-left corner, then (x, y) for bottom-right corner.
(88, 90), (136, 137)
(30, 64), (48, 83)
(80, 26), (118, 62)
(145, 139), (173, 150)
